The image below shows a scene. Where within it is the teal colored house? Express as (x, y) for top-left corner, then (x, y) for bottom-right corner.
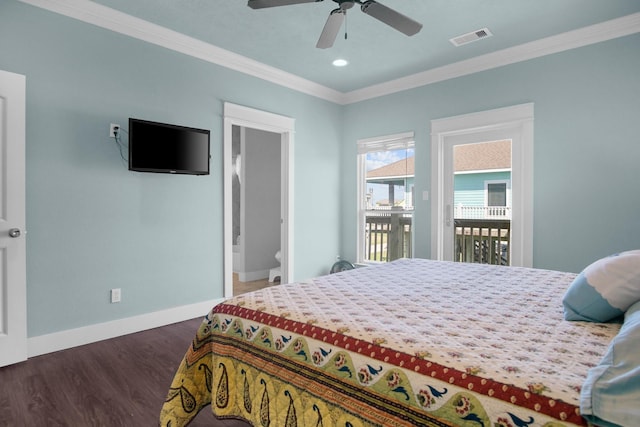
(453, 140), (511, 219)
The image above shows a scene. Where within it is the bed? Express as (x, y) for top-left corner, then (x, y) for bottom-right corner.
(159, 258), (637, 427)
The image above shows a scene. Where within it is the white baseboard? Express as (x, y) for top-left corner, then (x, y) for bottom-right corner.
(27, 298), (224, 358)
(238, 269), (269, 282)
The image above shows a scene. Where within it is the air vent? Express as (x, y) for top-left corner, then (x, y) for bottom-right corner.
(450, 28), (493, 47)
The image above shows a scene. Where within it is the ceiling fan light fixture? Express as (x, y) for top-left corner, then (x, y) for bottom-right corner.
(249, 0), (423, 49)
(332, 58), (349, 67)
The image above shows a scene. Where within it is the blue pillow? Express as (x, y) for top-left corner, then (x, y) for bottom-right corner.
(580, 300), (640, 427)
(563, 250), (640, 322)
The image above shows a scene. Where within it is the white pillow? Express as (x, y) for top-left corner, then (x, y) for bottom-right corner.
(563, 250), (640, 322)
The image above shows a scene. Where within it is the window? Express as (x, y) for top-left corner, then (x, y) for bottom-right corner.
(487, 182), (507, 206)
(357, 132), (414, 263)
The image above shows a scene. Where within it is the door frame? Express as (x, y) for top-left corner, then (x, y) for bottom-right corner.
(223, 103), (294, 297)
(430, 103), (534, 267)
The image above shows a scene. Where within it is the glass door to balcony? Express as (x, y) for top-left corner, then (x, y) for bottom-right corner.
(431, 104), (534, 268)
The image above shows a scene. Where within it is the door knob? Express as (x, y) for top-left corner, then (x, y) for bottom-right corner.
(8, 228), (21, 238)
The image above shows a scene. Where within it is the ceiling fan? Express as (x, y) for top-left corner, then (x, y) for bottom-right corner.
(248, 0), (423, 49)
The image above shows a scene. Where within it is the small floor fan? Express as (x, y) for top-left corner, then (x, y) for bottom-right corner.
(330, 260), (355, 274)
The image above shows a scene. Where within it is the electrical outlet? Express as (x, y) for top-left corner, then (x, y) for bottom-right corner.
(109, 123), (120, 138)
(110, 288), (121, 303)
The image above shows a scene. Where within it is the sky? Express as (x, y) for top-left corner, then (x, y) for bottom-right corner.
(366, 148), (414, 171)
(366, 148), (414, 207)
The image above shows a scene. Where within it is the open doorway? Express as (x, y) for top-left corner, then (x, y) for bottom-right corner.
(223, 103), (294, 298)
(232, 125), (281, 295)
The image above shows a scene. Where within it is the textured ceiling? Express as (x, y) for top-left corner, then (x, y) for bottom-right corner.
(88, 0), (640, 93)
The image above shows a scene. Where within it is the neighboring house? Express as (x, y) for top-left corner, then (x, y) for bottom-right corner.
(453, 140), (512, 219)
(366, 140), (512, 218)
(366, 157), (415, 209)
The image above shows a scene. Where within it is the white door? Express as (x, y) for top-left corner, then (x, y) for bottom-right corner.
(0, 70), (27, 367)
(431, 104), (534, 267)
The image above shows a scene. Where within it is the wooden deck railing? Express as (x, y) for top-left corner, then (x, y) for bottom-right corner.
(363, 212), (509, 265)
(454, 219), (510, 265)
(365, 211), (412, 262)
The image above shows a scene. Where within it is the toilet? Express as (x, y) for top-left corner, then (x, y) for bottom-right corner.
(268, 250), (281, 282)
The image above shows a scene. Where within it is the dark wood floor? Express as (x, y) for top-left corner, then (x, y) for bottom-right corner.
(0, 317), (251, 426)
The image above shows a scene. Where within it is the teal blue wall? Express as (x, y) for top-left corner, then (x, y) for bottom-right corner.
(341, 34), (640, 273)
(454, 172), (511, 207)
(0, 1), (343, 337)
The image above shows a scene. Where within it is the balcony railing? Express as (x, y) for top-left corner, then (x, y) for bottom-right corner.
(454, 205), (511, 219)
(363, 206), (510, 265)
(364, 209), (412, 262)
(454, 218), (510, 265)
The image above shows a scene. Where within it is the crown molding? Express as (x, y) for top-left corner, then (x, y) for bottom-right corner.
(344, 12), (640, 104)
(18, 0), (346, 104)
(17, 1), (640, 105)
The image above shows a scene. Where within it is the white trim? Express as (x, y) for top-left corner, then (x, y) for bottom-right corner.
(18, 0), (343, 104)
(224, 103), (295, 133)
(223, 103), (294, 298)
(238, 269), (270, 283)
(431, 103), (533, 267)
(356, 131), (415, 148)
(456, 168), (511, 175)
(431, 103), (535, 135)
(27, 298), (223, 357)
(343, 13), (640, 104)
(18, 0), (640, 105)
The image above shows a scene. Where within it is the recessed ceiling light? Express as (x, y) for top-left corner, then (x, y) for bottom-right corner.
(332, 59), (349, 67)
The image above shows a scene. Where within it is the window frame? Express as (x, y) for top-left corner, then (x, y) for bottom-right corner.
(356, 132), (415, 264)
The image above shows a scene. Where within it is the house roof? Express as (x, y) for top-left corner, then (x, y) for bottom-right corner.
(366, 140), (511, 179)
(454, 140), (511, 172)
(367, 157), (415, 180)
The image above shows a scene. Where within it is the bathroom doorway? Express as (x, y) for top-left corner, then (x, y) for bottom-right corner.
(223, 103), (294, 298)
(232, 125), (281, 295)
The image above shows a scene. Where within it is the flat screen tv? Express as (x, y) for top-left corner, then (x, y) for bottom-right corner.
(128, 118), (210, 175)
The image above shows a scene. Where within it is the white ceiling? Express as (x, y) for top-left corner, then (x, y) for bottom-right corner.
(23, 0), (640, 102)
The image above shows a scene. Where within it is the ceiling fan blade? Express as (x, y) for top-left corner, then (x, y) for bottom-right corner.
(248, 0), (322, 9)
(316, 9), (345, 49)
(360, 0), (422, 36)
